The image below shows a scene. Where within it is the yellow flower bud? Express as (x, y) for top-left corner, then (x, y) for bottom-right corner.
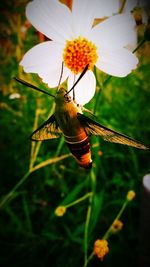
(111, 219), (123, 233)
(127, 190), (136, 201)
(55, 206), (66, 217)
(94, 239), (109, 261)
(97, 150), (103, 156)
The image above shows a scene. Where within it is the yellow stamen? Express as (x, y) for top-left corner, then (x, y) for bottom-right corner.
(63, 37), (98, 74)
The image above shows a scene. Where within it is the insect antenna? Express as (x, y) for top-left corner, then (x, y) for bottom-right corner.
(65, 64), (89, 96)
(14, 77), (55, 98)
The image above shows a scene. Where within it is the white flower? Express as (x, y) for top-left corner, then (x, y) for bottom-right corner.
(9, 93), (21, 99)
(20, 0), (138, 105)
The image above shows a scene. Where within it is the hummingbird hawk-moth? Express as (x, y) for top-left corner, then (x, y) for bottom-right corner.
(15, 65), (149, 168)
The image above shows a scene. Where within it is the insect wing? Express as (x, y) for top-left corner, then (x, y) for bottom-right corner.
(77, 113), (149, 150)
(31, 114), (62, 141)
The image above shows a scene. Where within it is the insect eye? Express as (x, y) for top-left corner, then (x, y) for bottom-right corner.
(64, 94), (71, 102)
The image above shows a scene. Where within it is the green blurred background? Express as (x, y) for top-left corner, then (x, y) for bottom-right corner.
(0, 1), (150, 266)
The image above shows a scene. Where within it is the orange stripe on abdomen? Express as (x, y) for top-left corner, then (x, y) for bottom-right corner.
(65, 134), (92, 169)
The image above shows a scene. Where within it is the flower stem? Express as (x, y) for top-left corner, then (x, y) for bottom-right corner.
(0, 171), (30, 208)
(83, 252), (94, 267)
(0, 153), (71, 208)
(84, 194), (93, 264)
(29, 107), (42, 171)
(29, 102), (56, 171)
(55, 137), (64, 156)
(22, 193), (33, 233)
(103, 200), (128, 240)
(65, 192), (93, 208)
(84, 169), (96, 265)
(84, 198), (129, 266)
(29, 153), (71, 173)
(30, 141), (42, 171)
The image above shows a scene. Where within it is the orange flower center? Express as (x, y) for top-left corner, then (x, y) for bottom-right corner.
(63, 37), (98, 74)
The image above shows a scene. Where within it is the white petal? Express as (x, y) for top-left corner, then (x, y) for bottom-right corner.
(20, 41), (63, 73)
(94, 0), (120, 18)
(26, 0), (73, 43)
(40, 66), (70, 88)
(71, 0), (100, 37)
(20, 41), (69, 87)
(96, 48), (138, 77)
(68, 71), (96, 105)
(125, 33), (137, 52)
(124, 0), (137, 13)
(88, 14), (137, 50)
(143, 174), (150, 191)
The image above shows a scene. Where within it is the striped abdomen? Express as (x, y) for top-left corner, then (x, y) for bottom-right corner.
(64, 132), (92, 169)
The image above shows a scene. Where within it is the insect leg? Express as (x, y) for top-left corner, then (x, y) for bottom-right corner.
(73, 74), (76, 101)
(57, 61), (64, 91)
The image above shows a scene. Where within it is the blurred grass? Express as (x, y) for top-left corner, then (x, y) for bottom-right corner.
(0, 1), (150, 267)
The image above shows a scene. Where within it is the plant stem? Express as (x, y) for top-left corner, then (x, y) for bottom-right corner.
(84, 169), (96, 265)
(83, 252), (94, 267)
(29, 108), (41, 170)
(65, 192), (93, 208)
(84, 199), (129, 266)
(22, 193), (33, 233)
(30, 141), (42, 171)
(0, 153), (71, 208)
(84, 195), (93, 264)
(103, 200), (128, 240)
(31, 153), (71, 172)
(29, 102), (56, 171)
(0, 171), (30, 208)
(54, 136), (64, 157)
